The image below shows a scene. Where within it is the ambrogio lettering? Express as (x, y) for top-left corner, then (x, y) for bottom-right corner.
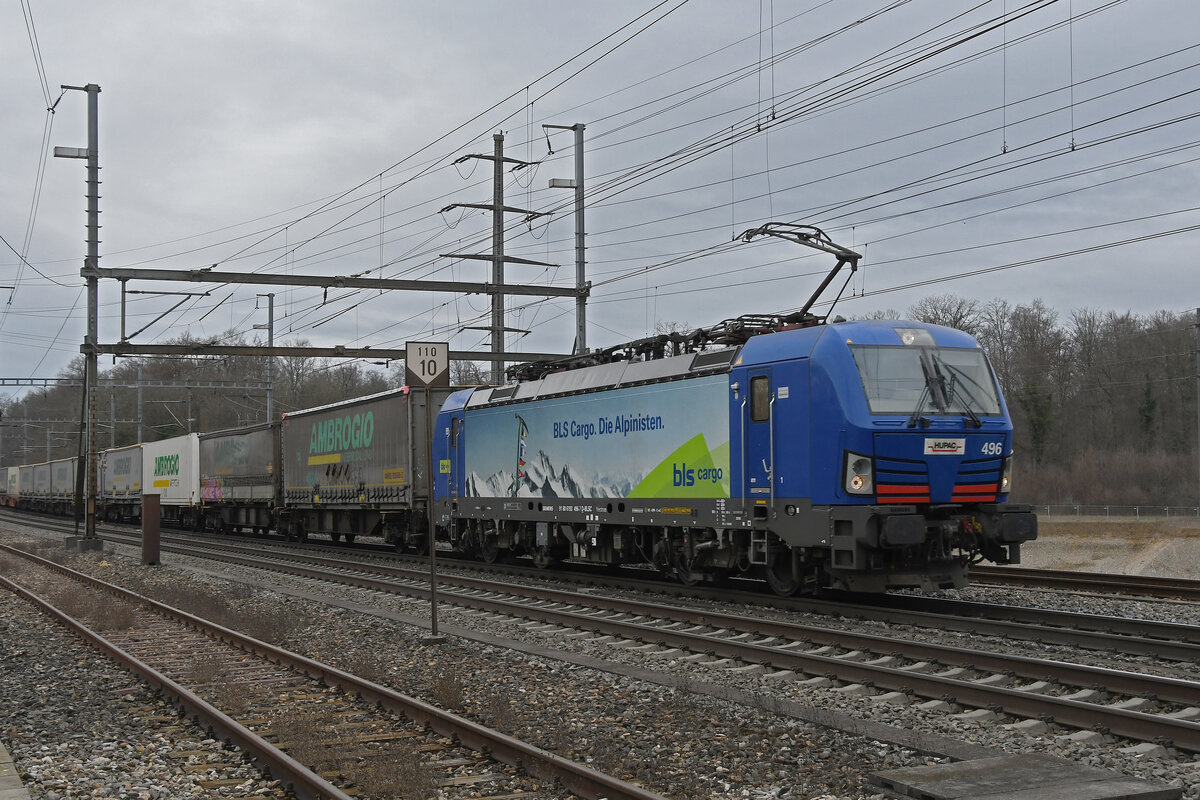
(309, 411), (374, 455)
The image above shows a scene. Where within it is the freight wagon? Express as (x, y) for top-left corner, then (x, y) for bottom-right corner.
(31, 462), (52, 512)
(49, 457), (77, 516)
(17, 465), (34, 510)
(279, 386), (452, 547)
(200, 422), (280, 534)
(100, 443), (143, 521)
(142, 434), (201, 527)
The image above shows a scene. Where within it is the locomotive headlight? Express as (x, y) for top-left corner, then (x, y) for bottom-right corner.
(1000, 456), (1013, 494)
(844, 452), (874, 495)
(893, 327), (936, 346)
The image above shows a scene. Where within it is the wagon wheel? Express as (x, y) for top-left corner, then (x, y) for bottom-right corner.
(409, 529), (429, 556)
(344, 533), (356, 545)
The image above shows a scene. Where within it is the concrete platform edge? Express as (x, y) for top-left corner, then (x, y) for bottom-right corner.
(0, 741), (31, 800)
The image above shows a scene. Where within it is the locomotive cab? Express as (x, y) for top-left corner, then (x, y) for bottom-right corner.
(816, 322), (1036, 591)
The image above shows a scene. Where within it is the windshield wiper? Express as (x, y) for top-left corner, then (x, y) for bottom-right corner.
(907, 353), (945, 428)
(907, 382), (931, 428)
(933, 356), (982, 429)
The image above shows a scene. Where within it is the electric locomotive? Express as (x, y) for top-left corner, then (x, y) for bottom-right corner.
(432, 225), (1035, 594)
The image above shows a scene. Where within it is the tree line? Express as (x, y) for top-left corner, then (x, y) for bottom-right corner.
(3, 299), (1197, 506)
(888, 295), (1199, 507)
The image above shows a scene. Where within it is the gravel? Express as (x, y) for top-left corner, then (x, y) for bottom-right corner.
(0, 585), (292, 798)
(2, 526), (1197, 799)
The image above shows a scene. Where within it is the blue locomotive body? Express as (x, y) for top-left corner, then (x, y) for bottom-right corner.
(433, 319), (1036, 594)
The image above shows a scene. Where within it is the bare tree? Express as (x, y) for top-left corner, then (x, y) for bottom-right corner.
(450, 360), (488, 386)
(907, 294), (981, 334)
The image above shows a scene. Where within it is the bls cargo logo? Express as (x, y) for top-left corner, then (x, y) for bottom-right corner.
(672, 462), (724, 487)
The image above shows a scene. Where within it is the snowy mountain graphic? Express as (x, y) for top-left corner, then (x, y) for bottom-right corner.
(466, 448), (641, 499)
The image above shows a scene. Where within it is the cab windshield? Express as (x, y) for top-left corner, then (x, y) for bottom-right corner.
(850, 345), (1002, 417)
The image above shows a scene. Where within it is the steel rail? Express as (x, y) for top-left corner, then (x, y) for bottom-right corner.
(9, 511), (1198, 658)
(111, 539), (1200, 752)
(970, 565), (1200, 602)
(146, 532), (1200, 663)
(0, 543), (668, 800)
(0, 573), (353, 800)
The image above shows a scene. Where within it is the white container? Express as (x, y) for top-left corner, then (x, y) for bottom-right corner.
(141, 433), (201, 508)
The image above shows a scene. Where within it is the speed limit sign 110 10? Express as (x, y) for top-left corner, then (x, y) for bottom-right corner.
(405, 341), (449, 387)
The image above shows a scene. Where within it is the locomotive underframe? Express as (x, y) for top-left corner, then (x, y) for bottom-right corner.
(438, 495), (1037, 594)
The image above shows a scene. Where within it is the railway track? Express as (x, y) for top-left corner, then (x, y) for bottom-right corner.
(83, 523), (1200, 665)
(39, 528), (1200, 754)
(0, 542), (667, 800)
(10, 509), (1200, 665)
(970, 564), (1200, 602)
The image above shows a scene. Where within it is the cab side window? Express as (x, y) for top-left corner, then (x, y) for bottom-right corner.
(750, 376), (770, 422)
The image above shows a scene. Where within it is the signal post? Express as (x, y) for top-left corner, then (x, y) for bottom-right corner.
(406, 341), (449, 642)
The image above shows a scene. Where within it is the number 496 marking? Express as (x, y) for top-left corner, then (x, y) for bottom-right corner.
(981, 441), (1003, 456)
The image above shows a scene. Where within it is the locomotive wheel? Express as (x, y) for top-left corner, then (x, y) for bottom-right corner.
(480, 537), (500, 564)
(765, 552), (802, 596)
(533, 546), (559, 569)
(674, 554), (702, 586)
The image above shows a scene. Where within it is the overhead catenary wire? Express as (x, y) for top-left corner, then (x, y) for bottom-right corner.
(15, 0), (1199, 376)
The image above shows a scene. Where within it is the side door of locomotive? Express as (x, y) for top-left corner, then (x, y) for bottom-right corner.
(436, 410), (465, 501)
(448, 413), (464, 498)
(742, 368), (776, 505)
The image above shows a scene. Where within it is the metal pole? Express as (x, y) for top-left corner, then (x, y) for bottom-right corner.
(267, 293), (275, 420)
(137, 361), (143, 442)
(491, 133), (505, 385)
(426, 384), (441, 639)
(1195, 308), (1199, 506)
(83, 83), (100, 541)
(573, 124), (586, 355)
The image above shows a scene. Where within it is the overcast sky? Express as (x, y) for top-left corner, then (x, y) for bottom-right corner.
(3, 0), (1199, 395)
